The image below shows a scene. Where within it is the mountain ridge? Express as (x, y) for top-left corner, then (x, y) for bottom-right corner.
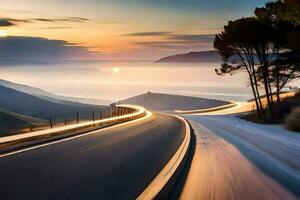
(155, 50), (221, 63)
(0, 79), (112, 105)
(0, 85), (105, 120)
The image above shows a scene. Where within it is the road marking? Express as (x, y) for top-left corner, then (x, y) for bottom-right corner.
(0, 111), (152, 158)
(137, 115), (191, 200)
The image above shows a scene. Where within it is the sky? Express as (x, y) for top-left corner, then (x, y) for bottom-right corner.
(0, 0), (271, 61)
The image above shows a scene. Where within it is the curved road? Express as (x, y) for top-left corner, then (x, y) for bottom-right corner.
(179, 103), (300, 200)
(0, 113), (185, 200)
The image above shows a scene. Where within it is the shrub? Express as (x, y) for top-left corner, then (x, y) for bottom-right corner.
(285, 107), (300, 132)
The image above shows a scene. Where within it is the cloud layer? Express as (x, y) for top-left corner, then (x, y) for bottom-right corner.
(126, 32), (215, 50)
(0, 36), (94, 62)
(0, 17), (89, 27)
(0, 19), (15, 27)
(123, 31), (171, 36)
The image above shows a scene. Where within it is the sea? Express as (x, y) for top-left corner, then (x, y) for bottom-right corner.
(1, 61), (298, 103)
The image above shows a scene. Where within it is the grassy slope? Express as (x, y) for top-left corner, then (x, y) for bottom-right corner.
(0, 79), (112, 105)
(0, 108), (47, 136)
(118, 92), (229, 111)
(242, 91), (300, 125)
(0, 85), (105, 121)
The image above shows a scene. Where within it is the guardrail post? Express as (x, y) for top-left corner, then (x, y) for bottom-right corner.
(30, 124), (34, 132)
(93, 111), (95, 122)
(64, 119), (67, 126)
(76, 112), (79, 124)
(49, 117), (53, 129)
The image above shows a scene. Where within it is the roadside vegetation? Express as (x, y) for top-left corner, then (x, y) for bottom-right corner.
(242, 90), (300, 124)
(214, 0), (300, 124)
(285, 106), (300, 132)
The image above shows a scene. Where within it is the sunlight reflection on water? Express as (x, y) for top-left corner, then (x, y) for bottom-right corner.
(1, 61), (295, 102)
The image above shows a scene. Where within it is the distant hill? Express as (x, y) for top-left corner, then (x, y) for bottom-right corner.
(118, 92), (229, 111)
(0, 85), (105, 121)
(155, 51), (221, 63)
(0, 79), (113, 105)
(0, 110), (30, 136)
(0, 108), (47, 136)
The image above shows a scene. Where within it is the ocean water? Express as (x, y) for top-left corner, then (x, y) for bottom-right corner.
(0, 61), (290, 102)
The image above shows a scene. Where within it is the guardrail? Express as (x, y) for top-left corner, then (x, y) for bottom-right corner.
(0, 104), (147, 151)
(175, 102), (238, 114)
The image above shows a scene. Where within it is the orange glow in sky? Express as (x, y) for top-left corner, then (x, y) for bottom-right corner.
(0, 0), (270, 60)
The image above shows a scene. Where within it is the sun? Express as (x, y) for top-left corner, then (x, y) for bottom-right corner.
(0, 30), (7, 37)
(112, 67), (121, 74)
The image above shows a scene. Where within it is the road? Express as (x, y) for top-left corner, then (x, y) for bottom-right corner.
(0, 113), (185, 200)
(180, 108), (300, 199)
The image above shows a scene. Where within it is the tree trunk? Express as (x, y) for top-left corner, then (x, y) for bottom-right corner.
(247, 70), (262, 117)
(276, 90), (281, 103)
(252, 66), (264, 114)
(263, 70), (275, 120)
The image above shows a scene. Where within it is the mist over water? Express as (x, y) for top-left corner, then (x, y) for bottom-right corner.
(0, 61), (289, 102)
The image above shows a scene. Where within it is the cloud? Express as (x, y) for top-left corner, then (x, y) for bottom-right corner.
(134, 34), (215, 50)
(123, 31), (172, 36)
(65, 17), (89, 22)
(0, 36), (95, 62)
(0, 18), (31, 24)
(168, 34), (215, 42)
(124, 32), (215, 43)
(0, 17), (90, 26)
(0, 19), (15, 27)
(135, 41), (212, 50)
(30, 17), (89, 23)
(39, 26), (73, 30)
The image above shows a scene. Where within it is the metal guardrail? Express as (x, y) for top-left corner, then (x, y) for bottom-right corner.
(174, 102), (238, 114)
(0, 104), (147, 149)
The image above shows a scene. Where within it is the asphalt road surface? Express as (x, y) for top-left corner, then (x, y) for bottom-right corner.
(180, 115), (299, 200)
(0, 113), (185, 200)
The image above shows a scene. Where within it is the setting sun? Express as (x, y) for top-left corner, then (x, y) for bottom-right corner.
(112, 67), (121, 74)
(0, 30), (7, 37)
(0, 1), (299, 199)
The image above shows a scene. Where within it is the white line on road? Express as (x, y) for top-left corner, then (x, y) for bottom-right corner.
(0, 111), (152, 158)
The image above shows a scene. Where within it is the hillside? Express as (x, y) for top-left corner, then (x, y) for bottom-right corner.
(0, 79), (113, 105)
(0, 108), (46, 136)
(155, 51), (221, 63)
(0, 85), (106, 121)
(118, 92), (229, 111)
(0, 111), (29, 136)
